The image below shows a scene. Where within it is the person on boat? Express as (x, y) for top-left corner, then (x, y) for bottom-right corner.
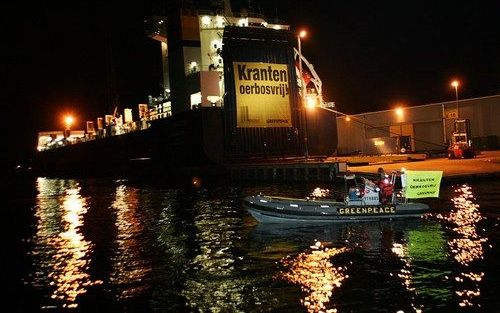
(377, 167), (386, 180)
(345, 171), (363, 200)
(376, 167), (393, 204)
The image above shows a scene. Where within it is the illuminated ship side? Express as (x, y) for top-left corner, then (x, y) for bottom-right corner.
(35, 1), (337, 177)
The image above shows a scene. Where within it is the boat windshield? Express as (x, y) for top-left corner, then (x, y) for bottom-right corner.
(344, 175), (364, 193)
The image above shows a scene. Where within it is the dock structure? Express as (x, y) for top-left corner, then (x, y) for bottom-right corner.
(228, 161), (346, 182)
(326, 153), (427, 165)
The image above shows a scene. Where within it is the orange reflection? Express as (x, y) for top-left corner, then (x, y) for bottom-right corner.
(439, 184), (487, 308)
(279, 241), (348, 313)
(110, 184), (151, 298)
(34, 178), (102, 309)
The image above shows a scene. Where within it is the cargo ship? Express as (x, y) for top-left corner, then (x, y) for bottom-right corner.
(35, 0), (338, 179)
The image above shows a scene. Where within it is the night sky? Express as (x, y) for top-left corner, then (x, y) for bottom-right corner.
(4, 0), (500, 168)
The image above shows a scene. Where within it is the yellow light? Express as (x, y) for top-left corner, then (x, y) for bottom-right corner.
(345, 116), (351, 122)
(451, 80), (460, 88)
(299, 30), (307, 38)
(395, 107), (404, 117)
(306, 96), (316, 109)
(64, 115), (74, 128)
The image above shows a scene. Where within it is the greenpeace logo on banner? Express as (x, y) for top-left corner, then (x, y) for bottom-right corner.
(405, 170), (443, 198)
(233, 62), (292, 128)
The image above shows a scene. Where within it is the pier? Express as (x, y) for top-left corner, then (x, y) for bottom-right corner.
(228, 160), (346, 182)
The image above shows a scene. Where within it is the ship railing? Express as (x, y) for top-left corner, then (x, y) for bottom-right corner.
(39, 117), (157, 151)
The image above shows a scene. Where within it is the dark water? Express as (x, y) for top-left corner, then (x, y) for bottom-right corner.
(7, 176), (500, 312)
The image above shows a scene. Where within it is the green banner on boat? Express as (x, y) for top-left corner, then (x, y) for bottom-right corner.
(405, 170), (443, 198)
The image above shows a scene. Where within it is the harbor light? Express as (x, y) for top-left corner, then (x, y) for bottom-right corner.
(395, 107), (404, 118)
(306, 95), (317, 109)
(297, 28), (309, 159)
(345, 116), (351, 122)
(450, 79), (460, 118)
(64, 115), (74, 129)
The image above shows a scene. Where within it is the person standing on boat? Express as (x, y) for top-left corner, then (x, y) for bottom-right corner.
(376, 167), (393, 204)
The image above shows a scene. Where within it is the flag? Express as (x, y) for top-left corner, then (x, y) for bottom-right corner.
(405, 170), (443, 199)
(295, 59), (313, 86)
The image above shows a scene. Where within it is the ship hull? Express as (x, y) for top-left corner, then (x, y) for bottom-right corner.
(243, 195), (429, 223)
(34, 110), (224, 179)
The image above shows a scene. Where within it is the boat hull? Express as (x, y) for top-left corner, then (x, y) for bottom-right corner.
(243, 195), (429, 223)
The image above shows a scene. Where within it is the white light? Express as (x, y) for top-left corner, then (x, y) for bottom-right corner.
(201, 16), (211, 26)
(262, 21), (268, 27)
(207, 95), (221, 104)
(215, 16), (225, 27)
(238, 18), (248, 27)
(190, 92), (202, 105)
(320, 205), (330, 208)
(190, 61), (197, 68)
(211, 39), (222, 49)
(259, 199), (268, 203)
(290, 204), (298, 207)
(273, 25), (281, 30)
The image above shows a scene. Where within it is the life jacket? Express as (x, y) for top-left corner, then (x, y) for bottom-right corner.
(378, 176), (393, 197)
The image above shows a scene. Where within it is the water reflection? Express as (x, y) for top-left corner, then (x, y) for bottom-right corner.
(279, 241), (348, 313)
(405, 225), (452, 307)
(182, 194), (251, 311)
(438, 184), (487, 308)
(19, 179), (498, 311)
(109, 184), (151, 299)
(392, 243), (415, 292)
(31, 178), (101, 309)
(255, 219), (453, 312)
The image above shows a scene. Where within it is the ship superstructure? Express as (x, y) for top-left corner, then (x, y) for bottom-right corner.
(36, 0), (338, 176)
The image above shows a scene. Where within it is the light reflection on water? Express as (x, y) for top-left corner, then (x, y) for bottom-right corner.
(278, 241), (348, 313)
(439, 184), (487, 308)
(181, 195), (258, 312)
(109, 184), (152, 299)
(19, 178), (498, 311)
(31, 178), (102, 309)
